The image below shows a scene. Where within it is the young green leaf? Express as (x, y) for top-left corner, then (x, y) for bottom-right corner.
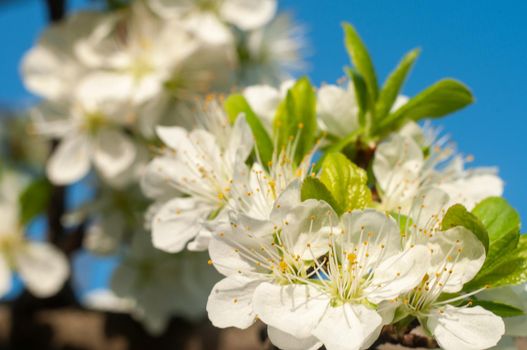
(465, 235), (527, 290)
(375, 48), (420, 121)
(378, 79), (473, 133)
(470, 299), (525, 318)
(343, 23), (378, 102)
(224, 94), (274, 168)
(472, 197), (521, 271)
(300, 176), (342, 215)
(347, 68), (369, 124)
(273, 77), (317, 164)
(441, 204), (489, 253)
(19, 177), (52, 225)
(319, 152), (372, 212)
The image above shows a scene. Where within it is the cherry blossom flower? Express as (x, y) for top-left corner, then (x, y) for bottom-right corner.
(0, 172), (69, 298)
(141, 100), (253, 252)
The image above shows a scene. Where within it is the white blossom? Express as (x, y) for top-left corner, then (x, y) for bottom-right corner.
(148, 0), (277, 31)
(399, 225), (504, 350)
(239, 14), (305, 86)
(0, 172), (69, 298)
(74, 2), (200, 107)
(373, 130), (503, 214)
(31, 78), (139, 186)
(142, 100), (254, 252)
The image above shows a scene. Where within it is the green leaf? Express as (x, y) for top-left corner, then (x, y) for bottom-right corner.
(378, 79), (473, 133)
(375, 48), (420, 121)
(224, 94), (274, 168)
(470, 299), (525, 318)
(347, 68), (369, 125)
(343, 23), (378, 103)
(19, 177), (52, 225)
(441, 204), (489, 252)
(441, 204), (489, 253)
(463, 198), (524, 290)
(273, 77), (317, 164)
(300, 177), (342, 215)
(319, 152), (372, 212)
(472, 197), (521, 272)
(465, 235), (527, 290)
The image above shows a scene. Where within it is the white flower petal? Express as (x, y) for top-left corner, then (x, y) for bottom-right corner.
(366, 245), (431, 303)
(220, 0), (277, 30)
(75, 72), (136, 112)
(440, 172), (504, 211)
(47, 134), (91, 185)
(242, 84), (281, 130)
(427, 305), (505, 350)
(182, 13), (233, 45)
(398, 120), (426, 146)
(147, 0), (194, 18)
(279, 199), (338, 260)
(0, 256), (12, 298)
(140, 156), (181, 199)
(410, 186), (450, 233)
(0, 204), (20, 235)
(151, 197), (212, 253)
(93, 129), (137, 181)
(225, 115), (254, 169)
(186, 229), (212, 252)
(208, 218), (274, 276)
(252, 282), (329, 338)
(30, 102), (74, 138)
(340, 209), (401, 261)
(21, 12), (102, 99)
(16, 242), (69, 298)
(21, 45), (79, 100)
(206, 275), (262, 329)
(312, 303), (383, 350)
(270, 180), (302, 223)
(267, 326), (322, 350)
(428, 226), (486, 293)
(317, 84), (359, 138)
(155, 125), (188, 150)
(373, 134), (424, 209)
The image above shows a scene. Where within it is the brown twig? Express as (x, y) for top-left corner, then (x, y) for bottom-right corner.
(44, 0), (66, 23)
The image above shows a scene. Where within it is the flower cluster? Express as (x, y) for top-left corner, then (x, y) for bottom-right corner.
(142, 23), (526, 349)
(4, 1), (525, 348)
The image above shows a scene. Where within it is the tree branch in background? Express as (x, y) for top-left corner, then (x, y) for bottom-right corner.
(45, 0), (66, 22)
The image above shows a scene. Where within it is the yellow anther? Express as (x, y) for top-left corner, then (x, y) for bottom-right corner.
(279, 260), (288, 272)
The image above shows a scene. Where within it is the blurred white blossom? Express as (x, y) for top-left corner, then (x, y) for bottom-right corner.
(0, 171), (69, 298)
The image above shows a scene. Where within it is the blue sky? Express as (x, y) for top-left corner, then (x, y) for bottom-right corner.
(1, 0), (526, 226)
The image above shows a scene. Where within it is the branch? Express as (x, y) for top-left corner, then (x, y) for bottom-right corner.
(44, 0), (66, 22)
